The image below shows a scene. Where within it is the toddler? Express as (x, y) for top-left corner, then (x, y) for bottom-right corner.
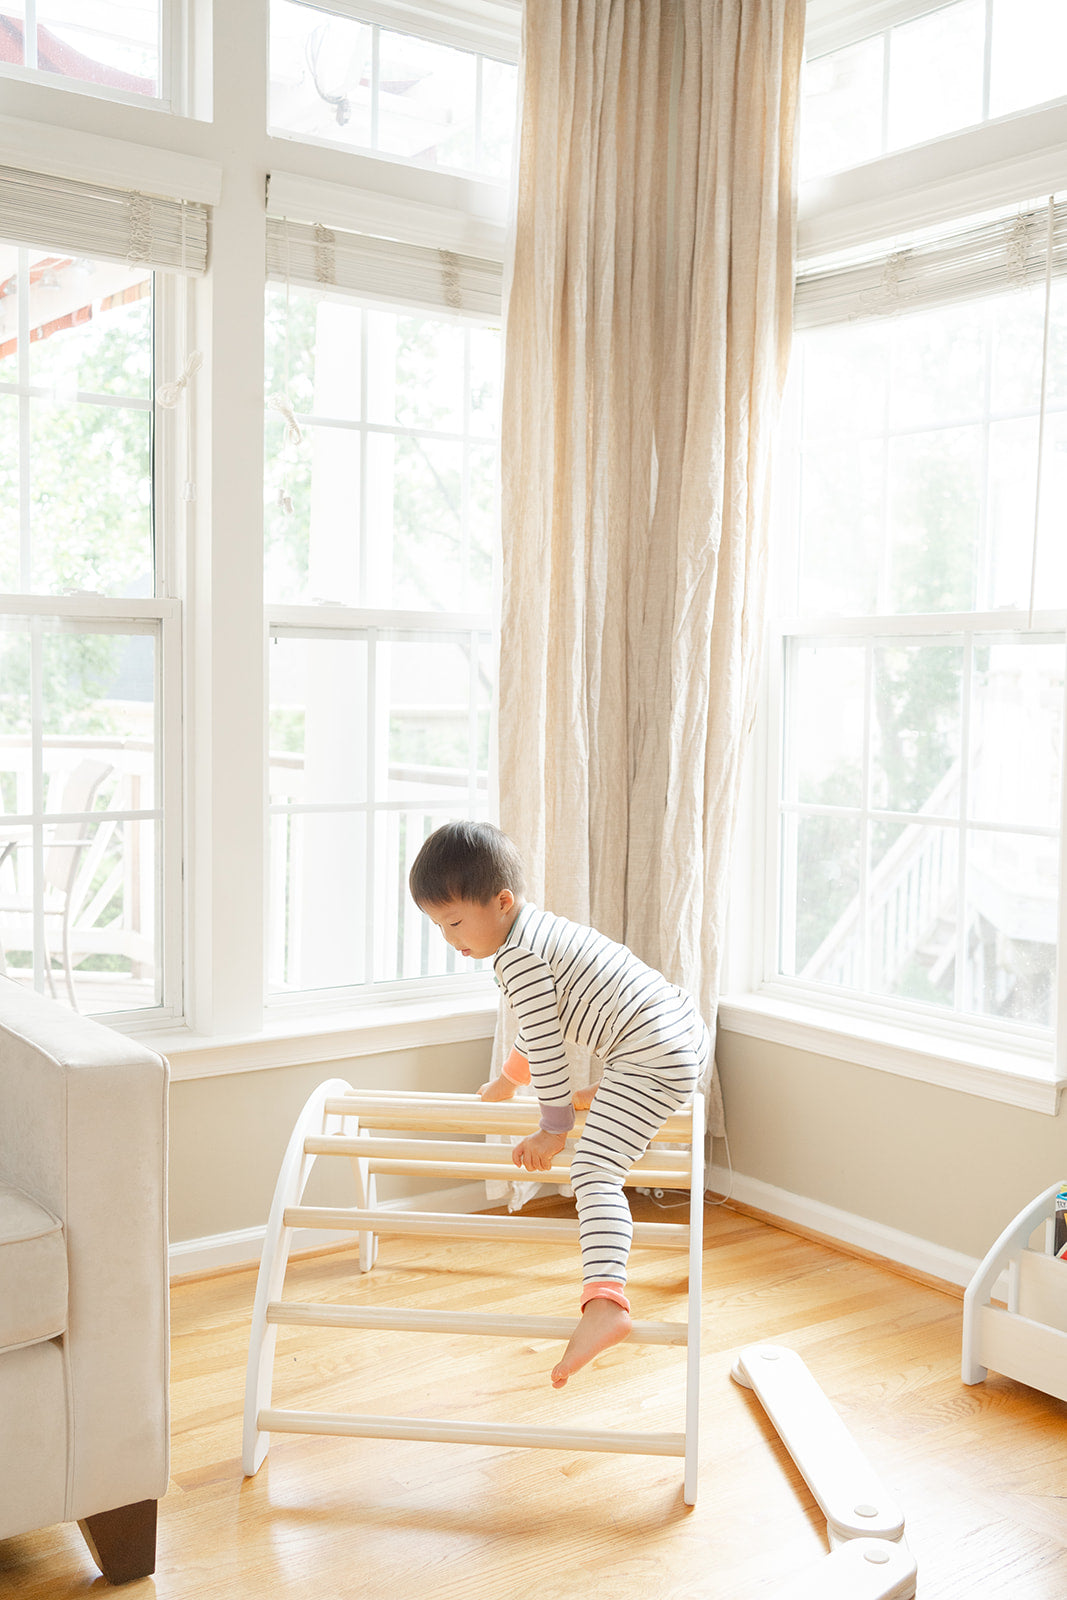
(409, 820), (709, 1388)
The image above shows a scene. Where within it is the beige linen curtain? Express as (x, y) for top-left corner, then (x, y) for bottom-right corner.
(498, 0), (803, 1136)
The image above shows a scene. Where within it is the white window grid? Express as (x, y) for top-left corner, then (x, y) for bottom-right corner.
(772, 613), (1065, 1047)
(802, 0), (1067, 182)
(268, 0), (516, 179)
(0, 0), (185, 113)
(265, 291), (499, 615)
(266, 610), (492, 1002)
(0, 251), (182, 1020)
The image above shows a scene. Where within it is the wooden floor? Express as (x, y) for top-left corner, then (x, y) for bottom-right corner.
(2, 1196), (1066, 1599)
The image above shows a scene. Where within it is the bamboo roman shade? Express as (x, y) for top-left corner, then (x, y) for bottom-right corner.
(0, 164), (209, 274)
(265, 214), (503, 317)
(795, 196), (1067, 329)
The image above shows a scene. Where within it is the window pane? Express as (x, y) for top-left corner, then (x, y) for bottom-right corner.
(872, 644), (962, 815)
(887, 426), (981, 614)
(265, 291), (501, 610)
(268, 810), (367, 992)
(382, 634), (489, 808)
(269, 634), (369, 808)
(798, 438), (883, 616)
(989, 0), (1067, 119)
(780, 811), (863, 980)
(31, 403), (152, 597)
(799, 36), (884, 182)
(0, 618), (160, 1015)
(969, 640), (1064, 830)
(20, 0), (160, 97)
(2, 250), (154, 599)
(887, 1), (985, 152)
(966, 831), (1058, 1025)
(368, 310), (465, 431)
(378, 809), (482, 983)
(868, 822), (958, 1009)
(377, 27), (477, 168)
(268, 1), (517, 181)
(268, 3), (374, 150)
(787, 643), (865, 808)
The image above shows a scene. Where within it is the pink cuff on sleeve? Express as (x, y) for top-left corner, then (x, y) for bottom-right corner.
(501, 1048), (531, 1085)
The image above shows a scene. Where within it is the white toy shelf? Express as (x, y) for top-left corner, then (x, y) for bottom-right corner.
(962, 1179), (1067, 1404)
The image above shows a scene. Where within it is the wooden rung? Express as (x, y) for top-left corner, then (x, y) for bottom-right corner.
(308, 1155), (690, 1187)
(266, 1300), (689, 1345)
(302, 1137), (691, 1189)
(304, 1134), (693, 1175)
(258, 1406), (686, 1457)
(322, 1094), (695, 1143)
(283, 1205), (690, 1249)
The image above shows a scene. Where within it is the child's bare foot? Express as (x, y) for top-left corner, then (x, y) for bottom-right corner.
(478, 1074), (517, 1101)
(551, 1297), (632, 1388)
(572, 1082), (600, 1111)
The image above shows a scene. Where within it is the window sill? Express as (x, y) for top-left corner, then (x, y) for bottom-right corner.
(134, 986), (498, 1083)
(717, 992), (1065, 1115)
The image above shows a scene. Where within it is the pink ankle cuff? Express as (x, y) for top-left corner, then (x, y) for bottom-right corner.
(580, 1282), (631, 1314)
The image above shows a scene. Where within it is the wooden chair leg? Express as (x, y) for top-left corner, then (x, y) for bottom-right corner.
(78, 1499), (158, 1584)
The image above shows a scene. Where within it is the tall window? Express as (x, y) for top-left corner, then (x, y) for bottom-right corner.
(265, 283), (498, 999)
(0, 242), (177, 1017)
(767, 3), (1067, 1075)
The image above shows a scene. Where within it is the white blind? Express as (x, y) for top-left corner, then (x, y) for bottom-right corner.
(0, 165), (209, 274)
(795, 199), (1067, 330)
(266, 215), (502, 317)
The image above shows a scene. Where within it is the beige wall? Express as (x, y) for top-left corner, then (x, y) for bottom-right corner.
(168, 1037), (494, 1246)
(715, 1029), (1067, 1261)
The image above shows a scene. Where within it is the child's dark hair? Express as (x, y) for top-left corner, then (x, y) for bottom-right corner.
(409, 821), (525, 908)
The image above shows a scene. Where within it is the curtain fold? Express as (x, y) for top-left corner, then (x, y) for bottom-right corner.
(499, 0), (803, 1136)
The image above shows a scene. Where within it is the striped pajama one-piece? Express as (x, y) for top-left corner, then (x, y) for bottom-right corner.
(494, 904), (710, 1290)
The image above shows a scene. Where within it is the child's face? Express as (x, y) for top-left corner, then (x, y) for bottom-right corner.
(424, 890), (518, 960)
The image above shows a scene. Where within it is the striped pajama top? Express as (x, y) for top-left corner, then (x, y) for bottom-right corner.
(493, 903), (696, 1134)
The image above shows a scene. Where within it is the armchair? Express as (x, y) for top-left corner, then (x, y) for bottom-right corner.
(0, 975), (169, 1583)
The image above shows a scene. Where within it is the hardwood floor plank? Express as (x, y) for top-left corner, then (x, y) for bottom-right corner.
(2, 1197), (1065, 1599)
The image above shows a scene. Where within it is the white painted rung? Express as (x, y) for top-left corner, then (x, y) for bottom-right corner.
(771, 1539), (916, 1600)
(258, 1406), (686, 1457)
(322, 1093), (694, 1143)
(733, 1345), (905, 1545)
(283, 1205), (690, 1249)
(305, 1133), (693, 1176)
(302, 1136), (691, 1189)
(266, 1300), (688, 1345)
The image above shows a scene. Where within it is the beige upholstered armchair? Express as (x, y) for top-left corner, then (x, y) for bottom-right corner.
(0, 976), (169, 1584)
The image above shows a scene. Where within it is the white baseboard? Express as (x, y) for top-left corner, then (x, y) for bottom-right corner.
(707, 1164), (994, 1295)
(171, 1168), (999, 1301)
(168, 1185), (487, 1280)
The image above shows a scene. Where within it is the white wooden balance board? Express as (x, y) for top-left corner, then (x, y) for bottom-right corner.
(732, 1345), (916, 1600)
(243, 1080), (707, 1503)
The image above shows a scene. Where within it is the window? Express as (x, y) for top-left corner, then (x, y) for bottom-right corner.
(0, 243), (178, 1017)
(801, 0), (1067, 181)
(763, 68), (1067, 1073)
(265, 283), (499, 999)
(0, 0), (170, 105)
(269, 0), (519, 180)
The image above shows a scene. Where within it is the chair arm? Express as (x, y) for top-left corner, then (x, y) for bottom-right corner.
(0, 978), (170, 1521)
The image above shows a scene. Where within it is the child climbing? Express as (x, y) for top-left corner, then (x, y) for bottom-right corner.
(409, 819), (709, 1388)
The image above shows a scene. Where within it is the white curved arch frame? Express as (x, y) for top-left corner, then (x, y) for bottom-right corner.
(243, 1084), (705, 1504)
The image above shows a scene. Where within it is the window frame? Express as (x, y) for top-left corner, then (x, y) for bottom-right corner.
(722, 50), (1067, 1114)
(0, 252), (184, 1023)
(0, 0), (189, 115)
